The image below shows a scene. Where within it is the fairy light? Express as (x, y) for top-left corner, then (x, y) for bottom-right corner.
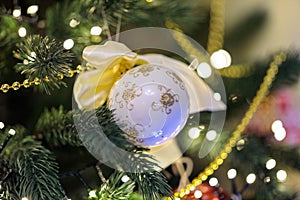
(246, 173), (256, 184)
(264, 176), (271, 183)
(69, 19), (80, 28)
(197, 62), (212, 78)
(88, 190), (97, 198)
(90, 26), (102, 36)
(188, 127), (201, 139)
(227, 169), (237, 179)
(274, 127), (286, 141)
(266, 159), (276, 170)
(271, 120), (287, 141)
(271, 120), (283, 132)
(0, 122), (4, 129)
(18, 27), (27, 37)
(21, 197), (29, 200)
(121, 175), (130, 183)
(8, 129), (16, 136)
(276, 170), (287, 182)
(30, 52), (37, 59)
(236, 139), (245, 151)
(213, 92), (222, 101)
(63, 39), (74, 50)
(210, 49), (231, 69)
(12, 8), (21, 17)
(27, 5), (39, 15)
(206, 130), (217, 141)
(194, 190), (202, 198)
(209, 177), (218, 186)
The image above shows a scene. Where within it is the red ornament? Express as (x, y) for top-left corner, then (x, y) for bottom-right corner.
(180, 182), (230, 200)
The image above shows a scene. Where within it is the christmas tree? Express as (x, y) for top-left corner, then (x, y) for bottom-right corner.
(1, 0), (300, 199)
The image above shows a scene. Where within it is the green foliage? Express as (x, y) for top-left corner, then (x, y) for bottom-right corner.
(35, 106), (82, 147)
(0, 15), (21, 76)
(128, 192), (143, 200)
(14, 35), (73, 94)
(129, 171), (173, 200)
(8, 137), (64, 200)
(75, 105), (172, 199)
(0, 126), (64, 200)
(88, 172), (135, 200)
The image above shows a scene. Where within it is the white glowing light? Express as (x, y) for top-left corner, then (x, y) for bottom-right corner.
(8, 129), (16, 136)
(266, 159), (276, 170)
(246, 173), (256, 184)
(13, 8), (21, 17)
(69, 19), (80, 28)
(209, 177), (218, 186)
(190, 185), (195, 191)
(194, 190), (202, 198)
(27, 5), (39, 15)
(206, 130), (217, 141)
(88, 190), (97, 198)
(21, 197), (29, 200)
(271, 120), (286, 141)
(0, 122), (4, 129)
(188, 127), (201, 139)
(121, 175), (130, 183)
(213, 92), (222, 101)
(274, 127), (286, 141)
(90, 26), (102, 36)
(63, 39), (74, 50)
(30, 52), (37, 58)
(227, 168), (237, 179)
(210, 49), (232, 69)
(197, 62), (212, 78)
(236, 139), (245, 151)
(271, 120), (283, 132)
(276, 170), (287, 182)
(264, 176), (271, 183)
(18, 27), (27, 37)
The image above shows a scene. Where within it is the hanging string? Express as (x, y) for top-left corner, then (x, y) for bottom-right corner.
(171, 157), (194, 192)
(101, 1), (112, 41)
(115, 13), (123, 42)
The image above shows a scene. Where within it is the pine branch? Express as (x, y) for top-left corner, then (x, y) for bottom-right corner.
(88, 171), (135, 200)
(13, 35), (73, 94)
(129, 171), (173, 200)
(7, 137), (64, 200)
(35, 106), (82, 147)
(74, 105), (173, 199)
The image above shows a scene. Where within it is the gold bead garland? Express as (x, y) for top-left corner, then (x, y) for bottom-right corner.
(170, 52), (286, 199)
(207, 0), (225, 54)
(0, 65), (91, 93)
(166, 0), (257, 79)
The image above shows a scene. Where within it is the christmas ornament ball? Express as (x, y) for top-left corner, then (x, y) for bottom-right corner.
(108, 64), (190, 147)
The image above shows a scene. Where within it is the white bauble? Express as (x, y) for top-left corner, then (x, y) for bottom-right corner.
(108, 64), (190, 147)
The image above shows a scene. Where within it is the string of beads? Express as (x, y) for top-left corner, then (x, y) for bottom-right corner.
(0, 65), (93, 93)
(171, 52), (286, 199)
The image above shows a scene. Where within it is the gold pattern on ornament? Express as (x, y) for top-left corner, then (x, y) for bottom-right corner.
(115, 81), (142, 110)
(166, 70), (185, 90)
(129, 65), (156, 77)
(124, 123), (144, 140)
(152, 85), (179, 114)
